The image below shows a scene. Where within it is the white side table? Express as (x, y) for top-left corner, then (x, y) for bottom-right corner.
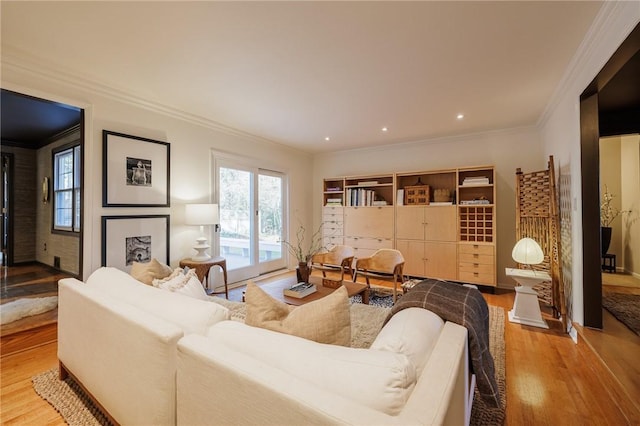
(506, 268), (551, 329)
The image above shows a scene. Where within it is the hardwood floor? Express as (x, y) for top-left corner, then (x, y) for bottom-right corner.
(0, 264), (71, 358)
(1, 270), (639, 425)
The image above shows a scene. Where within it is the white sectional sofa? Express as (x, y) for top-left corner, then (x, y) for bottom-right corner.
(57, 267), (230, 425)
(58, 267), (472, 425)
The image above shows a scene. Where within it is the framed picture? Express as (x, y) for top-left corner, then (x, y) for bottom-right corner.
(103, 130), (170, 207)
(101, 215), (170, 271)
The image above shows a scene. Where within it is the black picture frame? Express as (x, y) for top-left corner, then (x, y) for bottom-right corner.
(101, 215), (170, 270)
(103, 130), (170, 207)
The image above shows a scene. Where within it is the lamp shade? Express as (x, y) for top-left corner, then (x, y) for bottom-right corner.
(185, 204), (219, 226)
(512, 237), (544, 265)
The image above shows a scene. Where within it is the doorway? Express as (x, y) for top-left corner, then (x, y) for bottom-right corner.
(0, 89), (84, 301)
(580, 23), (640, 328)
(216, 159), (287, 283)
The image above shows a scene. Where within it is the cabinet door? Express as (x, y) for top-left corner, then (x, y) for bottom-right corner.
(424, 242), (458, 281)
(396, 206), (424, 240)
(396, 239), (425, 277)
(424, 206), (457, 242)
(344, 207), (393, 239)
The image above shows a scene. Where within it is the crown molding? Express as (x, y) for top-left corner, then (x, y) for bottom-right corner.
(315, 124), (538, 159)
(537, 2), (640, 130)
(1, 45), (308, 155)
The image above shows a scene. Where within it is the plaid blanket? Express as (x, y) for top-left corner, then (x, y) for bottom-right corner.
(384, 279), (501, 408)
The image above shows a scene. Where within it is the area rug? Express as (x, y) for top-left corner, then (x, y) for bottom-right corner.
(33, 302), (505, 425)
(0, 296), (58, 325)
(602, 292), (640, 336)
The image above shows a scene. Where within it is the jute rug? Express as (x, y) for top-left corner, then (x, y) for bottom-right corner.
(33, 301), (505, 425)
(602, 292), (640, 336)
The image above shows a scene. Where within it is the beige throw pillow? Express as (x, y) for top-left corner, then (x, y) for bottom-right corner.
(130, 258), (173, 285)
(245, 281), (351, 346)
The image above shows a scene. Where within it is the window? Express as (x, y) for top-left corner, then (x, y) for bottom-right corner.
(53, 144), (81, 232)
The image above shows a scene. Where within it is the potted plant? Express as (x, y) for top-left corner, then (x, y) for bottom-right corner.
(600, 185), (630, 256)
(282, 223), (325, 283)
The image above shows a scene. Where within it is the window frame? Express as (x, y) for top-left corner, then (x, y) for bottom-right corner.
(52, 142), (81, 234)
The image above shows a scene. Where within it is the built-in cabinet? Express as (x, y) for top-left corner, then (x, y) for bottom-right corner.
(322, 165), (496, 286)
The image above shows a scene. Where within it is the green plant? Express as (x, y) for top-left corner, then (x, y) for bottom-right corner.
(600, 185), (630, 227)
(281, 222), (325, 264)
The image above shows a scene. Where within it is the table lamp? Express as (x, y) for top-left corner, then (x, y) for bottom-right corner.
(185, 203), (219, 262)
(512, 237), (544, 267)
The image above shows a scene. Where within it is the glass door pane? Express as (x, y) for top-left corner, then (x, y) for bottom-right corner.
(258, 172), (285, 273)
(219, 166), (254, 274)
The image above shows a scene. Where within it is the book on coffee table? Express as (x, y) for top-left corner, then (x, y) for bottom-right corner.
(283, 282), (317, 299)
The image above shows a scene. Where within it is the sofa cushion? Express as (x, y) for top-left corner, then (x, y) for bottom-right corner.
(370, 308), (444, 376)
(244, 281), (350, 346)
(86, 267), (229, 335)
(207, 320), (416, 416)
(153, 269), (208, 301)
(130, 258), (173, 285)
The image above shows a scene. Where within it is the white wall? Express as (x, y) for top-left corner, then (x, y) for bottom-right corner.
(600, 136), (623, 258)
(538, 2), (640, 326)
(2, 55), (313, 281)
(313, 126), (544, 286)
(621, 134), (640, 276)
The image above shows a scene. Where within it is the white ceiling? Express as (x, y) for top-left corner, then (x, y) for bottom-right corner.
(1, 1), (603, 153)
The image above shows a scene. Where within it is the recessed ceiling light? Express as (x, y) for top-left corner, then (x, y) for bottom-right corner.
(382, 127), (388, 132)
(325, 137), (330, 141)
(456, 114), (464, 120)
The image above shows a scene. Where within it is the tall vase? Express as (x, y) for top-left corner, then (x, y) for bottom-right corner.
(296, 262), (311, 283)
(601, 226), (612, 256)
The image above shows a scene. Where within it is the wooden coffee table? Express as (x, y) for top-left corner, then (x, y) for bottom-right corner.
(256, 275), (370, 306)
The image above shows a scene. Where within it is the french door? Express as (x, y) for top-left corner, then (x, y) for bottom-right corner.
(216, 159), (286, 283)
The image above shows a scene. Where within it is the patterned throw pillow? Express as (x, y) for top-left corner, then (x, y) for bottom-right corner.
(244, 281), (351, 346)
(152, 269), (208, 301)
(129, 258), (173, 285)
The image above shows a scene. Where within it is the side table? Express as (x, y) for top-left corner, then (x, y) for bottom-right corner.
(506, 267), (551, 329)
(179, 257), (228, 299)
(602, 253), (616, 273)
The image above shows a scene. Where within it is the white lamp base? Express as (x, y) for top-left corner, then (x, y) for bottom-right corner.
(506, 268), (550, 329)
(191, 237), (211, 262)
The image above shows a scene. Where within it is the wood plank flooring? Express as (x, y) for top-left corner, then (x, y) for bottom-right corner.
(1, 269), (639, 425)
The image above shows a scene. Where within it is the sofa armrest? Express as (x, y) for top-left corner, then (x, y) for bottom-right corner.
(58, 278), (183, 426)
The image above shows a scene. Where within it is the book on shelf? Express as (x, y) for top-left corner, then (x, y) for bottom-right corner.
(325, 187), (342, 192)
(429, 201), (453, 205)
(357, 180), (379, 186)
(372, 200), (388, 206)
(396, 189), (404, 206)
(283, 282), (317, 298)
(462, 177), (490, 186)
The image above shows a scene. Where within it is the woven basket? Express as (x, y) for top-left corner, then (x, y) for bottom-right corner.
(433, 188), (451, 202)
(405, 185), (430, 205)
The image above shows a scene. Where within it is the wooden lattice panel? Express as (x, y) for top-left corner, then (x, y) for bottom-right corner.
(459, 206), (494, 243)
(515, 157), (567, 330)
(517, 171), (550, 217)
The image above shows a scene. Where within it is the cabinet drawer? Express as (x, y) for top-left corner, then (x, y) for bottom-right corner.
(458, 244), (494, 256)
(459, 262), (494, 274)
(323, 236), (344, 248)
(323, 206), (344, 215)
(344, 237), (393, 250)
(458, 270), (495, 285)
(323, 213), (343, 222)
(459, 253), (494, 265)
